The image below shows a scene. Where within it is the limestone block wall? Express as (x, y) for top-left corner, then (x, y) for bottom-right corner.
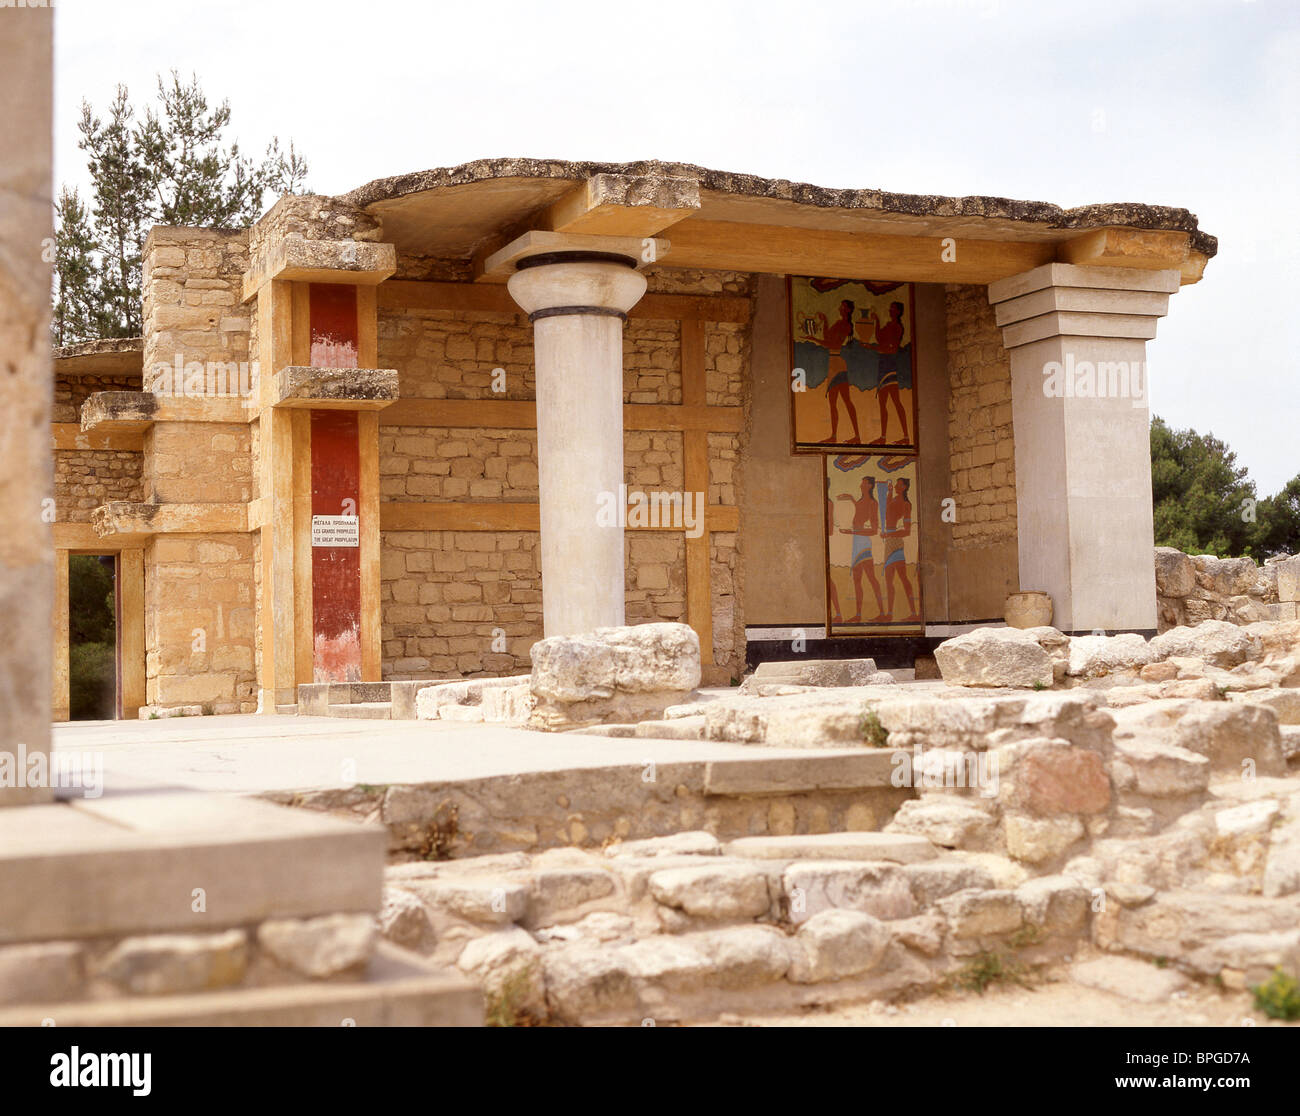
(53, 373), (141, 423)
(138, 228), (257, 714)
(142, 422), (253, 504)
(380, 530), (540, 678)
(943, 283), (1020, 620)
(53, 450), (143, 522)
(1155, 547), (1300, 632)
(142, 227), (250, 383)
(375, 263), (750, 682)
(945, 284), (1017, 549)
(144, 534), (257, 713)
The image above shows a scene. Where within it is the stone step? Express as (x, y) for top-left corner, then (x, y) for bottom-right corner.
(0, 793), (384, 943)
(722, 832), (938, 863)
(0, 942), (482, 1026)
(329, 702), (393, 720)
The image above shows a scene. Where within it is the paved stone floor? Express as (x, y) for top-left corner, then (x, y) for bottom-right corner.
(51, 714), (851, 797)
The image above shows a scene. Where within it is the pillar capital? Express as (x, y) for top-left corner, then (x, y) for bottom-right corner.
(507, 255), (648, 323)
(988, 263), (1178, 349)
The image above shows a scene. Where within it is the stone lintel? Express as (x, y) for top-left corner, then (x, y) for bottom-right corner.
(81, 390), (252, 433)
(480, 230), (669, 282)
(91, 501), (248, 541)
(242, 237), (397, 302)
(272, 366), (399, 410)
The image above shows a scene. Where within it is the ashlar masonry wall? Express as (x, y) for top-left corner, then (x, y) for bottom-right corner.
(377, 265), (750, 683)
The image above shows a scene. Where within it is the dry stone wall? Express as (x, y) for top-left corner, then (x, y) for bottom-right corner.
(53, 451), (142, 523)
(1156, 546), (1300, 632)
(944, 284), (1017, 551)
(54, 374), (140, 423)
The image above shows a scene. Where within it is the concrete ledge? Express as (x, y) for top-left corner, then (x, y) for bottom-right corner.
(0, 795), (384, 942)
(242, 238), (397, 301)
(272, 366), (399, 410)
(704, 751), (899, 796)
(0, 943), (481, 1027)
(80, 390), (251, 432)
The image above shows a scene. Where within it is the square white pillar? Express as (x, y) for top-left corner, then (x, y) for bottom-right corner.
(988, 264), (1180, 633)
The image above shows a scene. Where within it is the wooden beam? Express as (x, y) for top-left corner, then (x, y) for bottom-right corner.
(118, 548), (145, 720)
(378, 279), (750, 323)
(662, 218), (1057, 284)
(291, 282), (311, 367)
(477, 230), (670, 283)
(291, 409), (313, 689)
(380, 501), (738, 533)
(358, 411), (382, 682)
(52, 424), (143, 452)
(52, 549), (69, 722)
(540, 173), (700, 239)
(1057, 227), (1191, 272)
(380, 397), (744, 434)
(680, 318), (713, 665)
(53, 523), (114, 550)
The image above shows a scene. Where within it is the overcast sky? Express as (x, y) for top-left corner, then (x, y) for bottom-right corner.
(52, 0), (1299, 493)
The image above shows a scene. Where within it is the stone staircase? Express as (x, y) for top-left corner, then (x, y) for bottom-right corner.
(296, 680), (445, 720)
(0, 790), (481, 1026)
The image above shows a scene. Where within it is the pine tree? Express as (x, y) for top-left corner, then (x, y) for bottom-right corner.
(52, 72), (309, 344)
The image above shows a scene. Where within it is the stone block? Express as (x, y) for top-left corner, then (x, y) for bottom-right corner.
(788, 910), (892, 984)
(933, 627), (1053, 689)
(258, 914), (375, 979)
(93, 929), (248, 995)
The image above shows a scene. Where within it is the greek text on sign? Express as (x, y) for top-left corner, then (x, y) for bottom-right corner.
(311, 515), (359, 548)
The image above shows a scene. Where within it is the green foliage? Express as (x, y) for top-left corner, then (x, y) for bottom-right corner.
(951, 951), (1030, 995)
(485, 970), (543, 1027)
(55, 71), (309, 344)
(1251, 968), (1300, 1021)
(859, 707), (888, 748)
(69, 643), (115, 721)
(1151, 416), (1300, 560)
(68, 555), (115, 645)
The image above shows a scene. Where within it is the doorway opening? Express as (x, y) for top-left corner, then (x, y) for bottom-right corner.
(68, 553), (118, 720)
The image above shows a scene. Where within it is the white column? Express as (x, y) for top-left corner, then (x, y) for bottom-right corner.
(988, 263), (1179, 634)
(507, 254), (647, 636)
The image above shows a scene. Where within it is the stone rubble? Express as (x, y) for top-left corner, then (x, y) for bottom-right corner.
(366, 603), (1300, 1024)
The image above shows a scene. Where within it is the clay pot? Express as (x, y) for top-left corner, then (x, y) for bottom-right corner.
(1004, 591), (1053, 629)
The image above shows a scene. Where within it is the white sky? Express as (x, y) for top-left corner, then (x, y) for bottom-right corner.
(52, 0), (1299, 493)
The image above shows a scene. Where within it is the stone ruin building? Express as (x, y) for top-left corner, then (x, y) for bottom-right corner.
(47, 154), (1216, 721)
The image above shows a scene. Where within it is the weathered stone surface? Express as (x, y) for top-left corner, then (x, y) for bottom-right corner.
(1228, 689), (1300, 725)
(1066, 633), (1152, 679)
(1148, 621), (1256, 668)
(788, 910), (892, 983)
(1263, 821), (1300, 898)
(541, 945), (638, 1024)
(902, 860), (996, 905)
(457, 927), (545, 1016)
(1170, 703), (1285, 775)
(692, 925), (791, 989)
(402, 879), (530, 925)
(884, 798), (998, 850)
(1114, 739), (1211, 798)
(1003, 813), (1085, 863)
(648, 862), (770, 920)
(1015, 876), (1089, 932)
(783, 861), (915, 924)
(530, 623), (701, 702)
(605, 832), (720, 859)
(1185, 929), (1300, 983)
(1154, 547), (1196, 598)
(528, 868), (617, 923)
(723, 832), (936, 864)
(1071, 956), (1189, 1002)
(936, 888), (1023, 938)
(740, 658), (879, 692)
(1104, 890), (1300, 960)
(257, 914), (375, 979)
(1213, 800), (1281, 839)
(0, 942), (83, 1006)
(933, 628), (1053, 689)
(892, 912), (946, 956)
(94, 930), (247, 995)
(378, 886), (435, 952)
(1006, 739), (1111, 815)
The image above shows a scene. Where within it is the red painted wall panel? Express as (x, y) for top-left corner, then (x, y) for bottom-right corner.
(309, 283), (359, 368)
(310, 409), (361, 682)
